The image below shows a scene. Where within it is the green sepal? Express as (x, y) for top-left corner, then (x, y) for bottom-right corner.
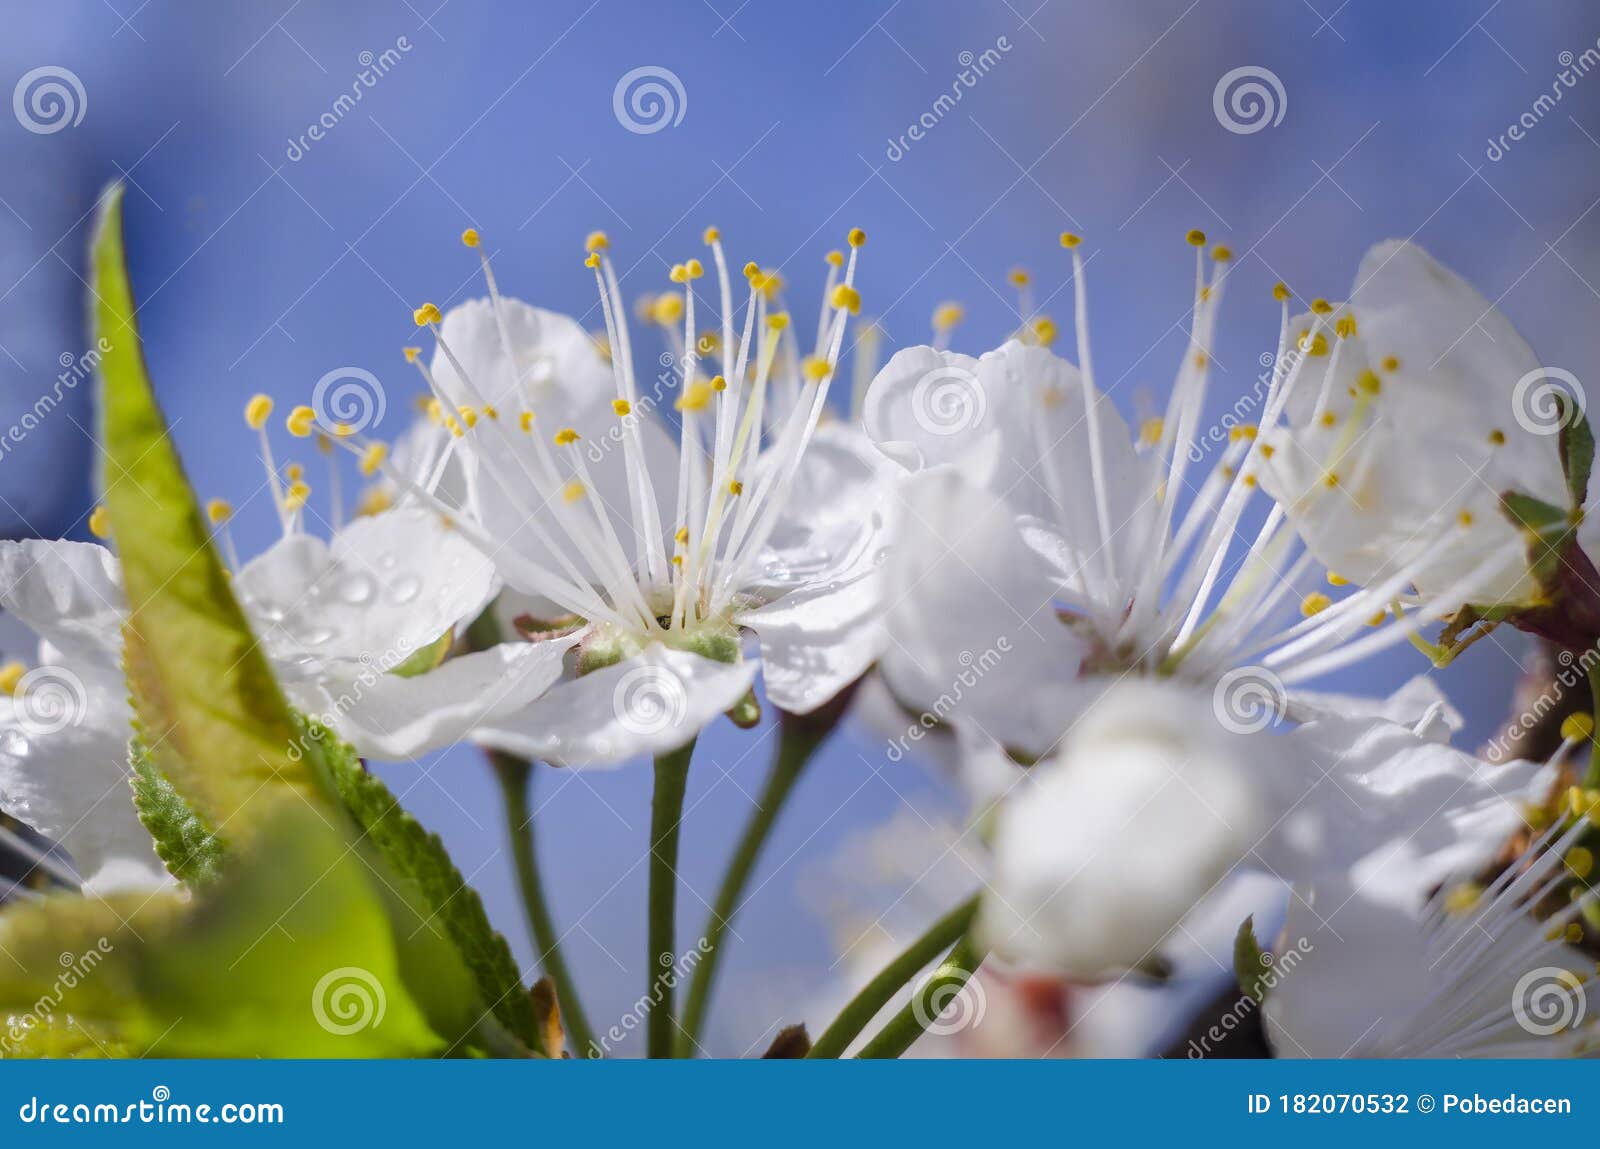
(1233, 915), (1272, 1005)
(1559, 393), (1594, 506)
(1499, 489), (1580, 590)
(389, 628), (454, 678)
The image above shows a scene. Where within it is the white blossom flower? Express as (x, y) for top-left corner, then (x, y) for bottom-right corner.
(1263, 732), (1589, 1058)
(336, 227), (890, 765)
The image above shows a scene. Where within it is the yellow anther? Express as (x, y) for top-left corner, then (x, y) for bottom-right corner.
(88, 505), (112, 540)
(767, 313), (790, 331)
(357, 488), (394, 517)
(1300, 592), (1332, 617)
(1567, 922), (1587, 944)
(703, 226), (721, 245)
(831, 284), (861, 314)
(206, 498), (234, 526)
(0, 661), (23, 696)
(1199, 286), (1212, 303)
(1059, 232), (1082, 249)
(650, 293), (685, 326)
(585, 230), (609, 253)
(1489, 428), (1507, 446)
(413, 302), (442, 327)
(283, 480), (311, 513)
(483, 405), (499, 421)
(454, 406), (477, 430)
(1563, 713), (1595, 742)
(1335, 315), (1357, 339)
(1007, 267), (1030, 288)
(1322, 471), (1340, 489)
(1457, 510), (1475, 528)
(425, 398), (443, 425)
(932, 302), (965, 330)
(1443, 884), (1481, 915)
(1310, 298), (1333, 315)
(1272, 282), (1292, 302)
(1357, 369), (1382, 395)
(1381, 355), (1400, 372)
(676, 381), (713, 412)
(1139, 417), (1165, 447)
(585, 252), (601, 270)
(1367, 610), (1387, 627)
(245, 393), (274, 430)
(1319, 411), (1338, 428)
(285, 462), (305, 482)
(1242, 474), (1257, 488)
(742, 261), (760, 279)
(1326, 571), (1348, 587)
(613, 399), (633, 417)
(1219, 464), (1235, 480)
(710, 375), (727, 392)
(669, 263), (688, 284)
(561, 480), (585, 504)
(1185, 229), (1206, 247)
(286, 406), (316, 437)
(445, 416), (463, 438)
(671, 554), (684, 567)
(728, 479), (744, 496)
(359, 443), (388, 477)
(1192, 351), (1208, 368)
(751, 268), (784, 298)
(461, 228), (481, 248)
(674, 527), (690, 546)
(1211, 244), (1232, 262)
(847, 227), (866, 247)
(802, 357), (833, 382)
(685, 258), (704, 279)
(554, 428), (580, 446)
(1299, 331), (1329, 357)
(404, 347), (422, 364)
(1568, 846), (1596, 880)
(1259, 443), (1275, 458)
(519, 411), (535, 433)
(1032, 317), (1058, 346)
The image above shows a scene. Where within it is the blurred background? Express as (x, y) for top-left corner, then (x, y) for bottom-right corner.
(1, 0), (1597, 1056)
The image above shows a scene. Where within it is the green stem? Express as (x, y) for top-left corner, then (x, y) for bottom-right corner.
(491, 752), (597, 1057)
(648, 739), (695, 1059)
(806, 894), (980, 1059)
(1586, 671), (1600, 788)
(676, 718), (826, 1056)
(855, 932), (988, 1059)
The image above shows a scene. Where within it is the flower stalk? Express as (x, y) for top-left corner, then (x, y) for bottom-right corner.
(647, 740), (695, 1058)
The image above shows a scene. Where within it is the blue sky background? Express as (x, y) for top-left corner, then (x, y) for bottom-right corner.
(1, 1), (1598, 1055)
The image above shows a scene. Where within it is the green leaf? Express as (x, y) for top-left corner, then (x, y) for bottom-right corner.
(1559, 395), (1594, 507)
(1499, 489), (1580, 590)
(129, 740), (223, 885)
(92, 184), (336, 839)
(0, 807), (447, 1057)
(311, 716), (540, 1051)
(1233, 915), (1272, 1005)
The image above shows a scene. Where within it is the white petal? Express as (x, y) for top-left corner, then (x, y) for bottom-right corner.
(309, 635), (583, 760)
(234, 507), (497, 674)
(1285, 674), (1462, 743)
(430, 297), (611, 413)
(472, 644), (757, 768)
(860, 346), (999, 476)
(740, 568), (885, 715)
(879, 467), (1090, 757)
(0, 540), (125, 665)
